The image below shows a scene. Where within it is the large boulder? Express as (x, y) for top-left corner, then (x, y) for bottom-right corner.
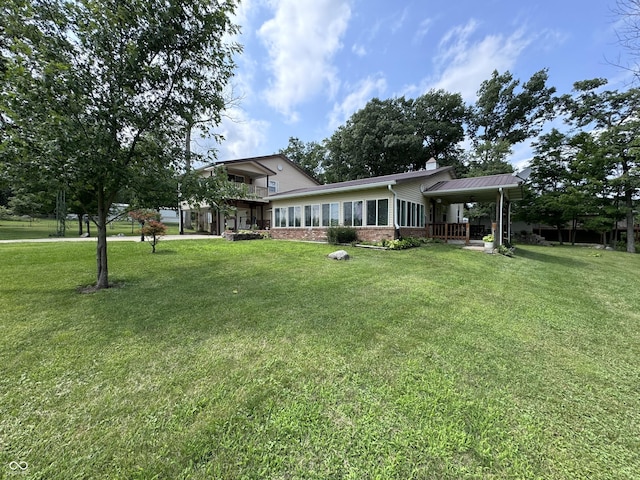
(328, 250), (349, 260)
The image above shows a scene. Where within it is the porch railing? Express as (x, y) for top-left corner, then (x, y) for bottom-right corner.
(427, 223), (470, 244)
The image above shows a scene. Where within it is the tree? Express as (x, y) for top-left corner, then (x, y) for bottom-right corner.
(1, 0), (241, 288)
(279, 137), (327, 183)
(323, 97), (423, 182)
(519, 129), (584, 244)
(141, 220), (167, 253)
(562, 79), (640, 252)
(467, 69), (557, 175)
(412, 89), (467, 176)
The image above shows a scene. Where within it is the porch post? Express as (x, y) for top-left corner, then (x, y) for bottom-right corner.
(465, 222), (470, 245)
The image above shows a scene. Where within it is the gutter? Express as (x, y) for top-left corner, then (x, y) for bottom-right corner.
(499, 187), (504, 246)
(388, 184), (401, 237)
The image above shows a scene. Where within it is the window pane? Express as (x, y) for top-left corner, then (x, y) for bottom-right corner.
(378, 199), (388, 226)
(322, 203), (330, 226)
(330, 203), (339, 226)
(294, 206), (301, 227)
(275, 208), (280, 227)
(343, 202), (353, 226)
(354, 201), (363, 226)
(288, 207), (294, 227)
(312, 205), (320, 226)
(366, 200), (376, 226)
(401, 201), (406, 227)
(304, 205), (311, 226)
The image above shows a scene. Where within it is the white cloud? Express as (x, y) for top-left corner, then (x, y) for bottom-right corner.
(212, 108), (270, 160)
(257, 0), (352, 122)
(405, 20), (532, 102)
(413, 18), (434, 44)
(352, 43), (367, 57)
(328, 74), (387, 129)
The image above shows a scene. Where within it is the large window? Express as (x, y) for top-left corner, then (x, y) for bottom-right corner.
(343, 201), (363, 226)
(322, 202), (339, 226)
(366, 199), (389, 226)
(289, 206), (301, 227)
(378, 199), (388, 226)
(396, 199), (425, 227)
(304, 204), (321, 226)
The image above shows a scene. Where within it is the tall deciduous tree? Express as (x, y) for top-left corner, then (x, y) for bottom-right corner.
(324, 97), (422, 182)
(562, 79), (640, 253)
(412, 89), (467, 176)
(1, 0), (241, 288)
(467, 69), (556, 175)
(279, 137), (326, 183)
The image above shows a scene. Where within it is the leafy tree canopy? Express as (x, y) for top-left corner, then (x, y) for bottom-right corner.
(0, 0), (241, 288)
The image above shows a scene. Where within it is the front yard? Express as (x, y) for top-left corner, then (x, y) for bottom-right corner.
(0, 239), (638, 478)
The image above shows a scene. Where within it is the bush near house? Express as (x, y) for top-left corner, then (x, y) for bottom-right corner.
(327, 225), (358, 244)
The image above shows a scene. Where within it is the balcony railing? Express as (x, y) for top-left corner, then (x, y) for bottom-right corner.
(233, 183), (269, 199)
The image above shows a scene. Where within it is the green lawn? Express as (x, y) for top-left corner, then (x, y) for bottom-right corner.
(0, 217), (183, 240)
(0, 239), (638, 479)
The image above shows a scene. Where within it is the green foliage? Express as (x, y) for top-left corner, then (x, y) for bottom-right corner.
(0, 205), (12, 220)
(279, 137), (326, 183)
(0, 0), (241, 287)
(326, 225), (358, 244)
(497, 244), (515, 256)
(482, 234), (495, 242)
(383, 236), (424, 249)
(323, 93), (467, 182)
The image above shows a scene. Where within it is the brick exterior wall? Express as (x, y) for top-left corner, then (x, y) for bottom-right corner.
(399, 227), (428, 239)
(270, 227), (401, 242)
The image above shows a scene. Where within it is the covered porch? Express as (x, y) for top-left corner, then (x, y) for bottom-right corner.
(421, 173), (525, 246)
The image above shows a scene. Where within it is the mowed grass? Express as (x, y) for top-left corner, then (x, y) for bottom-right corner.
(0, 218), (182, 240)
(0, 239), (638, 479)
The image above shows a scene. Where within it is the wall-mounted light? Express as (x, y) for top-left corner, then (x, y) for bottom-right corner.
(436, 198), (442, 203)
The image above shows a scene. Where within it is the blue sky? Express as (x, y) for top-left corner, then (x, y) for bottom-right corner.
(201, 0), (630, 169)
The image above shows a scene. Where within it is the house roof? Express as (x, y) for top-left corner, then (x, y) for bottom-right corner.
(200, 153), (320, 185)
(268, 166), (455, 200)
(422, 173), (525, 202)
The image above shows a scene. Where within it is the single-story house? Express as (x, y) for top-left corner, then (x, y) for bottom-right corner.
(183, 155), (525, 246)
(268, 158), (525, 246)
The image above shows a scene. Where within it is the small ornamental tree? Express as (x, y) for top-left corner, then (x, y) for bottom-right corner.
(129, 209), (161, 241)
(141, 220), (167, 253)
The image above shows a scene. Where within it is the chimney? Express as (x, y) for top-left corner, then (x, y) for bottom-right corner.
(425, 157), (438, 171)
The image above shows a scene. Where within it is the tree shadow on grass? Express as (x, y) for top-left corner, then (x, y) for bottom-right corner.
(516, 246), (589, 268)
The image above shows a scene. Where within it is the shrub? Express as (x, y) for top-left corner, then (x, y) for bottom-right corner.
(0, 206), (13, 220)
(383, 237), (424, 250)
(327, 226), (358, 244)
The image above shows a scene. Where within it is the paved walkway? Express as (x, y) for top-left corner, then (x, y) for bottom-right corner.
(0, 234), (219, 244)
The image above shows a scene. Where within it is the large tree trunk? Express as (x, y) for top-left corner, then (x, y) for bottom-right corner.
(625, 191), (636, 253)
(183, 124), (193, 230)
(95, 192), (109, 289)
(556, 225), (563, 245)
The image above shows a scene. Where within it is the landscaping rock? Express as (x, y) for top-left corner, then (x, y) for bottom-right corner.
(328, 250), (349, 260)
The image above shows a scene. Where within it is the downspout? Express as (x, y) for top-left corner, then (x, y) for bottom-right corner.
(388, 184), (400, 239)
(499, 187), (504, 247)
